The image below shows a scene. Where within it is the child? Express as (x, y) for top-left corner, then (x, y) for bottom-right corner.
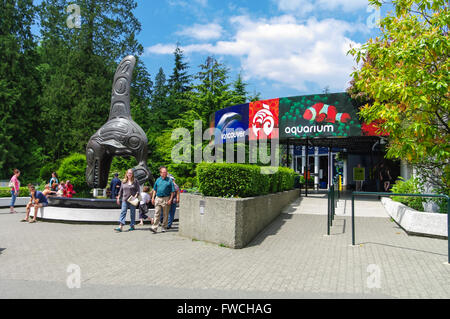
(138, 186), (152, 226)
(65, 180), (76, 198)
(56, 182), (66, 197)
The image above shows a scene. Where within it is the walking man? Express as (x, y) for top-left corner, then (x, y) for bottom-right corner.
(150, 166), (174, 233)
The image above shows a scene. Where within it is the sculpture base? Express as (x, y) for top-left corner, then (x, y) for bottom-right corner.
(30, 206), (178, 223)
(48, 197), (154, 209)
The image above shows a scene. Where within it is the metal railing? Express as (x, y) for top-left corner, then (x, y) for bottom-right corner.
(327, 184), (340, 235)
(351, 192), (450, 264)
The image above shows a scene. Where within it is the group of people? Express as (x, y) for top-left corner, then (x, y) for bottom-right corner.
(114, 166), (180, 233)
(8, 169), (76, 220)
(8, 166), (181, 230)
(48, 172), (76, 198)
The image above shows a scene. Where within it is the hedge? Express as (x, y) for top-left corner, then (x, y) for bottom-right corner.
(57, 153), (90, 195)
(0, 187), (30, 198)
(196, 163), (296, 198)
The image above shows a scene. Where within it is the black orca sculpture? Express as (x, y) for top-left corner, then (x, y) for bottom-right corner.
(85, 55), (154, 188)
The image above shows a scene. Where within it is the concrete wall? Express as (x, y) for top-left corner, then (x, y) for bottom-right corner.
(0, 197), (30, 207)
(381, 197), (448, 238)
(179, 189), (300, 248)
(28, 207), (178, 223)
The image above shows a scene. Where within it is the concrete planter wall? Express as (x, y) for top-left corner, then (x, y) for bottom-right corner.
(179, 189), (300, 248)
(0, 197), (30, 207)
(381, 197), (448, 238)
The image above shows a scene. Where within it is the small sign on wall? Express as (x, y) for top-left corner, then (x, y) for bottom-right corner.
(199, 200), (205, 215)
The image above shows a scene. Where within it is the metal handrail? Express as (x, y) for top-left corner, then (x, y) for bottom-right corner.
(327, 184), (339, 235)
(351, 191), (450, 264)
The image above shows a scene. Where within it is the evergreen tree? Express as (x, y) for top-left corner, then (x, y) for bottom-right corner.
(0, 0), (41, 180)
(148, 67), (169, 133)
(191, 56), (235, 124)
(166, 44), (192, 119)
(168, 44), (191, 94)
(231, 71), (248, 104)
(38, 0), (151, 159)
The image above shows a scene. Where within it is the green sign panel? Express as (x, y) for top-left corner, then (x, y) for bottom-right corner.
(353, 167), (365, 181)
(279, 93), (362, 139)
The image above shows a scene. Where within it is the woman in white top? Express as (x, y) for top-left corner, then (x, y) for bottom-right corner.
(138, 185), (152, 226)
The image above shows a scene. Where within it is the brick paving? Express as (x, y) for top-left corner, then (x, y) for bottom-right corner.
(0, 201), (448, 299)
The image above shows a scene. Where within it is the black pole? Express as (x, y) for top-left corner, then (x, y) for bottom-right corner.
(327, 187), (330, 235)
(287, 139), (290, 168)
(352, 194), (355, 246)
(328, 146), (331, 190)
(305, 137), (309, 197)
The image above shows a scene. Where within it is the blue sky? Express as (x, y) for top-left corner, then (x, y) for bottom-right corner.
(33, 0), (392, 100)
(137, 0), (391, 99)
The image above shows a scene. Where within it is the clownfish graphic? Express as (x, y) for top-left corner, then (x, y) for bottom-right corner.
(303, 103), (351, 123)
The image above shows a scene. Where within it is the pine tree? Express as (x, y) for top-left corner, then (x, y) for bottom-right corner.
(148, 67), (169, 133)
(166, 44), (192, 119)
(231, 72), (248, 105)
(192, 56), (235, 124)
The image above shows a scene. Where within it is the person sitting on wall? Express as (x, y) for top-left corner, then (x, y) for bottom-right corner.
(22, 184), (48, 223)
(49, 172), (59, 192)
(56, 181), (66, 197)
(65, 180), (76, 198)
(42, 184), (56, 198)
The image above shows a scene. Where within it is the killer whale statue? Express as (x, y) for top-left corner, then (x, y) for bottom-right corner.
(85, 55), (154, 189)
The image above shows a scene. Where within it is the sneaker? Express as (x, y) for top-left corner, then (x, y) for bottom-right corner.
(161, 228), (166, 233)
(128, 226), (135, 231)
(149, 227), (157, 233)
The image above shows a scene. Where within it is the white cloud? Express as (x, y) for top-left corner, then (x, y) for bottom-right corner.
(146, 15), (362, 92)
(276, 0), (368, 15)
(176, 23), (223, 40)
(168, 0), (208, 7)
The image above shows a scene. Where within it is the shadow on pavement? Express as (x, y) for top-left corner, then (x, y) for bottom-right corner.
(246, 213), (294, 248)
(359, 241), (447, 257)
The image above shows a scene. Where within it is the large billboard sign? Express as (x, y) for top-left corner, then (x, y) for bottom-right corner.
(248, 98), (279, 140)
(279, 93), (362, 138)
(212, 93), (386, 143)
(214, 103), (249, 144)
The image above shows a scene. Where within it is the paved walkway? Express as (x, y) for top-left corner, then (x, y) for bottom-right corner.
(0, 198), (449, 299)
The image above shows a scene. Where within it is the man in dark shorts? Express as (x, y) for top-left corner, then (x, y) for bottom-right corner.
(22, 184), (48, 223)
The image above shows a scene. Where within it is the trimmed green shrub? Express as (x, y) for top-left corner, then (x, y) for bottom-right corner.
(39, 161), (61, 182)
(196, 163), (296, 198)
(57, 153), (90, 195)
(0, 187), (30, 198)
(391, 177), (424, 211)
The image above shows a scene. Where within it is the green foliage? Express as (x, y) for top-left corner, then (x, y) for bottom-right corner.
(391, 177), (425, 211)
(348, 0), (449, 164)
(0, 187), (30, 198)
(196, 163), (296, 198)
(0, 0), (41, 181)
(39, 161), (61, 182)
(37, 0), (151, 160)
(56, 153), (89, 194)
(167, 163), (197, 189)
